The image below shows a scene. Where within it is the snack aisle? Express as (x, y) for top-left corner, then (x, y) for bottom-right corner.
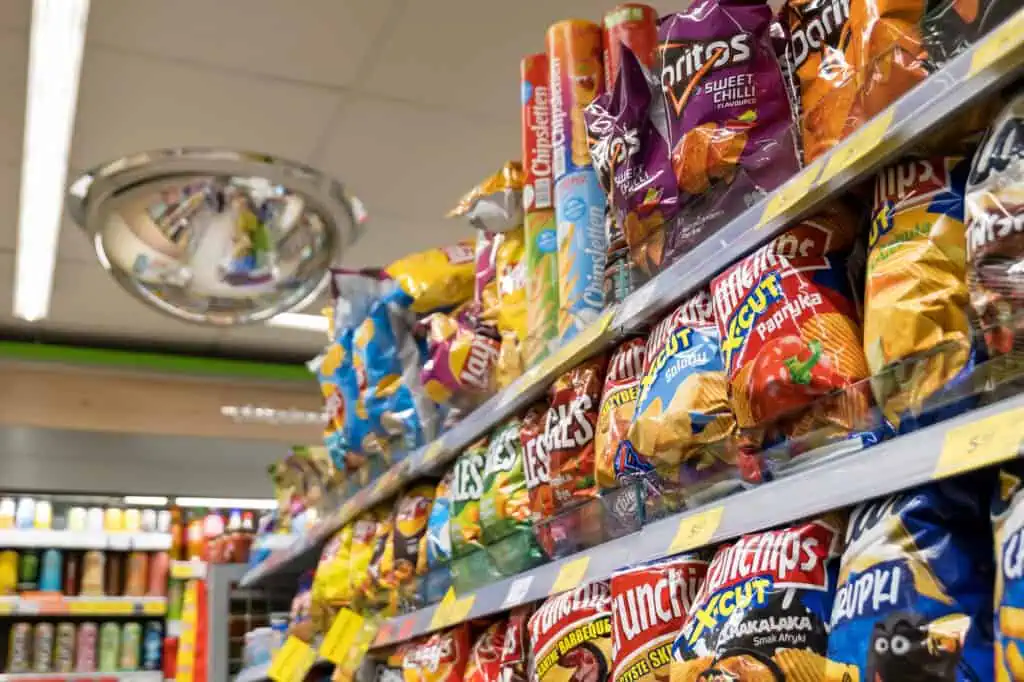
(229, 2), (1024, 682)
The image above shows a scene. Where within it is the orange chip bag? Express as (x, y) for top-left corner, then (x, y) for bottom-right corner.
(403, 625), (472, 682)
(594, 338), (646, 490)
(710, 205), (873, 481)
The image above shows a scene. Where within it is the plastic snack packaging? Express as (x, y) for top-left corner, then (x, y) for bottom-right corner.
(611, 555), (708, 682)
(621, 292), (737, 496)
(450, 439), (488, 559)
(312, 523), (353, 610)
(348, 510), (382, 605)
(595, 338), (646, 490)
(449, 163), (525, 237)
(710, 205), (873, 481)
(521, 53), (560, 366)
(602, 4), (659, 92)
(658, 0), (801, 262)
(994, 461), (1024, 681)
(480, 417), (532, 544)
(420, 305), (501, 410)
(499, 605), (535, 682)
(865, 155), (981, 432)
(465, 621), (507, 682)
(547, 20), (609, 343)
(967, 93), (1024, 361)
(384, 241), (476, 315)
(671, 513), (844, 680)
(544, 355), (608, 511)
(425, 471), (454, 571)
(495, 228), (528, 388)
(366, 506), (397, 609)
(392, 484), (435, 589)
(313, 343), (346, 435)
(403, 625), (472, 682)
(827, 475), (996, 680)
(521, 400), (556, 523)
(529, 582), (613, 682)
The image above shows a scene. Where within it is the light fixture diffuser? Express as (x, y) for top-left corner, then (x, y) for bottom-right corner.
(174, 497), (277, 510)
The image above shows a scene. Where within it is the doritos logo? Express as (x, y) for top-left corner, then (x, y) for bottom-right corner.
(788, 0), (851, 70)
(659, 35), (752, 116)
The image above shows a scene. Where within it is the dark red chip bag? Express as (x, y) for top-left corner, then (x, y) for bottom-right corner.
(499, 605), (535, 682)
(528, 582), (613, 682)
(521, 400), (555, 522)
(402, 625), (471, 682)
(465, 621), (506, 682)
(544, 355), (609, 512)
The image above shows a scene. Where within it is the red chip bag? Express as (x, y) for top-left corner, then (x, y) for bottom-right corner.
(610, 556), (708, 682)
(595, 339), (646, 491)
(403, 625), (471, 682)
(521, 400), (556, 522)
(465, 621), (507, 682)
(499, 605), (535, 682)
(544, 355), (609, 511)
(528, 583), (613, 682)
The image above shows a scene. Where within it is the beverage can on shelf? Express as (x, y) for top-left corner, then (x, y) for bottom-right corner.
(143, 621), (163, 670)
(34, 500), (52, 529)
(105, 551), (124, 597)
(0, 497), (15, 528)
(104, 507), (124, 532)
(0, 550), (18, 595)
(80, 550), (105, 596)
(86, 507), (104, 532)
(32, 622), (54, 673)
(54, 622), (76, 673)
(120, 622), (142, 671)
(166, 579), (184, 620)
(67, 506), (87, 532)
(17, 549), (39, 591)
(39, 548), (63, 592)
(15, 497), (35, 529)
(75, 622), (98, 672)
(98, 622), (120, 672)
(124, 507), (141, 532)
(141, 508), (157, 532)
(125, 551), (148, 596)
(7, 621), (31, 673)
(63, 551), (80, 596)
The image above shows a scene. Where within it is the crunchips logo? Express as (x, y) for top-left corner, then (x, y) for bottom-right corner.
(873, 158), (948, 210)
(720, 273), (783, 370)
(830, 559), (911, 626)
(788, 0), (851, 71)
(405, 636), (455, 673)
(660, 34), (752, 116)
(530, 583), (611, 641)
(612, 564), (706, 652)
(607, 340), (646, 384)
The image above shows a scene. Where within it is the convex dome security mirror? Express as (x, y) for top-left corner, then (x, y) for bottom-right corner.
(67, 148), (365, 325)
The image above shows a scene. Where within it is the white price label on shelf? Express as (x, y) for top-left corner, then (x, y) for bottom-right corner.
(502, 576), (534, 608)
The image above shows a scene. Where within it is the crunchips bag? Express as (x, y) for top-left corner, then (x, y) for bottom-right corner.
(672, 514), (844, 680)
(865, 156), (980, 432)
(465, 621), (507, 682)
(595, 338), (646, 491)
(403, 625), (472, 682)
(392, 484), (435, 588)
(828, 476), (996, 681)
(450, 439), (488, 558)
(499, 605), (535, 682)
(994, 461), (1024, 681)
(710, 205), (873, 481)
(521, 401), (556, 522)
(480, 417), (532, 545)
(544, 355), (608, 511)
(425, 471), (454, 571)
(529, 583), (613, 682)
(385, 241), (476, 315)
(621, 292), (737, 493)
(611, 555), (708, 682)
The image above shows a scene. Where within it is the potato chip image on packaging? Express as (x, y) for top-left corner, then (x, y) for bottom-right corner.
(595, 338), (646, 491)
(827, 475), (996, 681)
(521, 401), (556, 522)
(465, 620), (507, 682)
(544, 355), (608, 511)
(611, 555), (707, 682)
(671, 515), (843, 681)
(620, 292), (736, 492)
(403, 625), (472, 682)
(710, 205), (873, 481)
(450, 439), (488, 558)
(480, 418), (531, 544)
(529, 582), (613, 682)
(865, 156), (980, 433)
(994, 461), (1024, 682)
(392, 484), (435, 586)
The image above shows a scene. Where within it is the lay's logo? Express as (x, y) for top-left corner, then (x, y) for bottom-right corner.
(720, 273), (783, 369)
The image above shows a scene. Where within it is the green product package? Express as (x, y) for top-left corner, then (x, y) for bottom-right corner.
(523, 209), (558, 367)
(480, 418), (531, 545)
(449, 438), (488, 559)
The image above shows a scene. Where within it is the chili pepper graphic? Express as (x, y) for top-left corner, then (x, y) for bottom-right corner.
(748, 336), (845, 424)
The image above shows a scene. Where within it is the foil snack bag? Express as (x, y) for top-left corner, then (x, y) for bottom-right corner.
(994, 461), (1024, 681)
(865, 156), (980, 432)
(392, 484), (435, 587)
(595, 338), (646, 490)
(480, 417), (532, 544)
(420, 305), (500, 410)
(499, 604), (535, 682)
(403, 625), (472, 682)
(385, 242), (476, 315)
(450, 439), (488, 558)
(658, 0), (801, 260)
(465, 621), (507, 682)
(425, 471), (454, 571)
(521, 400), (556, 522)
(710, 205), (872, 481)
(529, 583), (613, 682)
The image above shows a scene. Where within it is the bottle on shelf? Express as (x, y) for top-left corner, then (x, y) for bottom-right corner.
(39, 548), (63, 592)
(169, 508), (184, 561)
(80, 550), (105, 596)
(147, 550), (169, 597)
(64, 551), (81, 596)
(185, 510), (204, 562)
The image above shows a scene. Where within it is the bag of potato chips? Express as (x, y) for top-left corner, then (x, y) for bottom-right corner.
(994, 461), (1024, 681)
(367, 506), (397, 607)
(710, 205), (874, 482)
(499, 605), (534, 682)
(621, 292), (737, 494)
(392, 484), (435, 589)
(521, 401), (556, 523)
(403, 625), (472, 682)
(385, 241), (476, 315)
(425, 471), (454, 570)
(448, 162), (525, 235)
(480, 418), (532, 544)
(672, 514), (843, 680)
(312, 524), (353, 610)
(528, 583), (613, 682)
(865, 156), (981, 432)
(420, 305), (500, 409)
(594, 338), (646, 491)
(450, 439), (488, 558)
(465, 621), (507, 682)
(349, 510), (383, 603)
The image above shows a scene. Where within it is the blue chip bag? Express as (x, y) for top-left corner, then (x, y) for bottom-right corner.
(828, 476), (996, 681)
(670, 514), (843, 680)
(994, 460), (1024, 680)
(426, 470), (453, 570)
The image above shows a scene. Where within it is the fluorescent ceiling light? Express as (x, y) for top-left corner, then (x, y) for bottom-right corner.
(123, 495), (169, 506)
(268, 312), (329, 333)
(13, 0), (90, 321)
(174, 497), (277, 511)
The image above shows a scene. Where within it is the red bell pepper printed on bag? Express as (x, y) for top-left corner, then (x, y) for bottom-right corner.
(710, 205), (871, 481)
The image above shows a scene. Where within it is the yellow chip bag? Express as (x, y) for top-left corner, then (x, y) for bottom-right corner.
(865, 156), (979, 431)
(496, 227), (527, 340)
(348, 508), (383, 602)
(312, 523), (353, 609)
(448, 162), (525, 234)
(385, 241), (476, 314)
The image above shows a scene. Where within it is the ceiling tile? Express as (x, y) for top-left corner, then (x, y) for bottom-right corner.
(0, 164), (19, 253)
(0, 29), (26, 167)
(70, 46), (344, 169)
(321, 95), (516, 225)
(0, 0), (29, 33)
(86, 0), (399, 89)
(341, 213), (471, 269)
(57, 216), (96, 264)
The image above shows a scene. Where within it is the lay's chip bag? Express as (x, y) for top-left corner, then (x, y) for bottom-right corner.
(367, 506), (397, 608)
(403, 625), (472, 682)
(420, 305), (500, 410)
(595, 338), (646, 491)
(450, 439), (488, 558)
(312, 523), (353, 610)
(529, 583), (613, 682)
(392, 483), (435, 588)
(385, 241), (476, 315)
(480, 417), (532, 545)
(671, 514), (844, 680)
(465, 621), (507, 682)
(865, 156), (980, 432)
(994, 461), (1024, 681)
(499, 604), (535, 682)
(827, 476), (996, 681)
(620, 292), (737, 494)
(710, 205), (873, 482)
(425, 471), (454, 571)
(349, 509), (383, 604)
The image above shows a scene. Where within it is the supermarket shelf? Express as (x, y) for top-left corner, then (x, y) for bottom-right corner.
(372, 392), (1024, 647)
(239, 7), (1024, 590)
(0, 530), (171, 551)
(169, 560), (207, 580)
(0, 595), (168, 617)
(0, 673), (162, 681)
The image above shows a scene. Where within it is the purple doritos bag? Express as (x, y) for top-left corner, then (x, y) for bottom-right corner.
(658, 0), (801, 260)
